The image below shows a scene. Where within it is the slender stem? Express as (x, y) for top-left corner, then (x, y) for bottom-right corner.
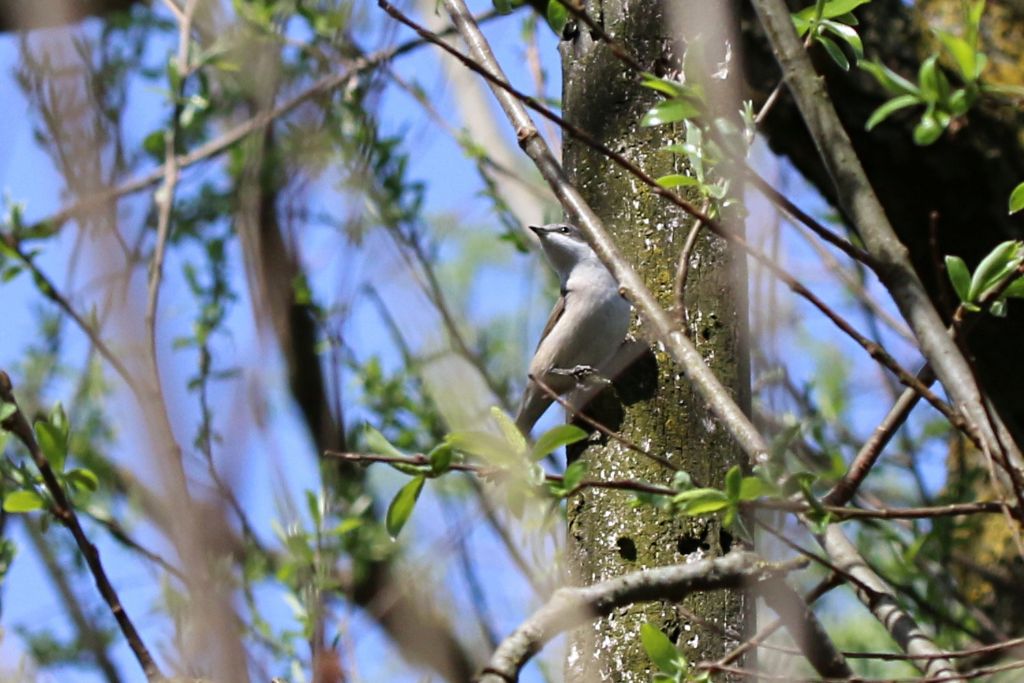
(0, 372), (163, 680)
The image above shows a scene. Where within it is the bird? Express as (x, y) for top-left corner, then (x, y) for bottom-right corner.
(514, 223), (632, 436)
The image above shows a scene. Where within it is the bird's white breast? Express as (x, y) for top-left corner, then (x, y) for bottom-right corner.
(550, 260), (631, 371)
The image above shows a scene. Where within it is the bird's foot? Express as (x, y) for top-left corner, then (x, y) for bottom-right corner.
(551, 364), (610, 387)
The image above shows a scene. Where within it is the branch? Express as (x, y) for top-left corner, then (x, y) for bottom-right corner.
(751, 0), (1022, 468)
(0, 371), (162, 680)
(146, 0), (198, 355)
(820, 526), (962, 681)
(330, 450), (1010, 521)
(381, 0), (971, 468)
(759, 519), (963, 681)
(755, 576), (852, 679)
(476, 551), (804, 683)
(824, 264), (1024, 507)
(388, 0), (769, 462)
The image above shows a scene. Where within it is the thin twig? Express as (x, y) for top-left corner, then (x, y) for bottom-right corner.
(673, 201), (709, 329)
(378, 0), (757, 462)
(146, 0), (198, 351)
(0, 372), (163, 680)
(824, 264), (1024, 508)
(528, 373), (679, 472)
(329, 450), (1012, 521)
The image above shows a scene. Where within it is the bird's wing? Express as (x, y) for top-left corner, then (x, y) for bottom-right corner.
(534, 293), (566, 352)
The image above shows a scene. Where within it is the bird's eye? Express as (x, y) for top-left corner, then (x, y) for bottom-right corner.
(559, 226), (570, 234)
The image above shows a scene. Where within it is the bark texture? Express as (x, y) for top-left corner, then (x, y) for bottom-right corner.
(561, 2), (751, 679)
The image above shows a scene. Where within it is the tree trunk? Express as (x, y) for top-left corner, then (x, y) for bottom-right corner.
(561, 2), (752, 680)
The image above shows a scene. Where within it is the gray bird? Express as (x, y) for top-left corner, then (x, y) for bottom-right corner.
(515, 223), (632, 435)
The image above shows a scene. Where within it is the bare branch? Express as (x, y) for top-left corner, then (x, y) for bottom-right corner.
(756, 577), (852, 679)
(146, 0), (199, 354)
(820, 526), (962, 680)
(0, 371), (163, 680)
(477, 551), (804, 683)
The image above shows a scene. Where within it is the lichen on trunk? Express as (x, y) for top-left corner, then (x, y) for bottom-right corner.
(560, 1), (752, 679)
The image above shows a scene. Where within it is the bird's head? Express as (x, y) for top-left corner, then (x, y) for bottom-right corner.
(528, 223), (595, 276)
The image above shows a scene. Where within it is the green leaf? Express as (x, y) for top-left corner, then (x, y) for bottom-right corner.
(815, 35), (849, 71)
(820, 20), (863, 60)
(968, 241), (1023, 301)
(385, 475), (425, 539)
(782, 471), (818, 497)
(142, 130), (164, 158)
(936, 31), (977, 80)
(427, 443), (453, 475)
(364, 426), (404, 459)
(334, 517), (363, 535)
(1009, 181), (1024, 215)
(800, 0), (870, 20)
(655, 174), (700, 189)
(641, 99), (701, 127)
(722, 503), (737, 529)
(725, 465), (742, 501)
(0, 401), (15, 423)
(738, 476), (768, 501)
(918, 55), (941, 103)
(676, 489), (730, 515)
(491, 407), (527, 455)
(446, 430), (514, 464)
(65, 468), (99, 493)
(34, 421), (67, 473)
(640, 623), (680, 674)
(640, 73), (686, 97)
(948, 88), (973, 117)
(545, 0), (568, 35)
(1, 265), (22, 282)
(859, 61), (920, 97)
(912, 113), (944, 145)
(49, 402), (68, 443)
(305, 489), (322, 528)
(865, 94), (920, 131)
(561, 460), (588, 492)
(1002, 277), (1024, 299)
(3, 490), (44, 513)
(967, 0), (986, 40)
(903, 532), (929, 564)
(945, 255), (971, 303)
(531, 424), (587, 461)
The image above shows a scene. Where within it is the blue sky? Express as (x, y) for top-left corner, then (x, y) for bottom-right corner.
(0, 3), (563, 680)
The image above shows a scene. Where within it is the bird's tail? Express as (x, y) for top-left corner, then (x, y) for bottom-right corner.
(514, 382), (553, 437)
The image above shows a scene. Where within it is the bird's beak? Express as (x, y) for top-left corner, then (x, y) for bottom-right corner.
(528, 225), (544, 236)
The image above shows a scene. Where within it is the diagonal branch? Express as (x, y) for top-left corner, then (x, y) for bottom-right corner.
(0, 371), (162, 681)
(821, 526), (962, 681)
(751, 0), (1022, 469)
(477, 552), (804, 683)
